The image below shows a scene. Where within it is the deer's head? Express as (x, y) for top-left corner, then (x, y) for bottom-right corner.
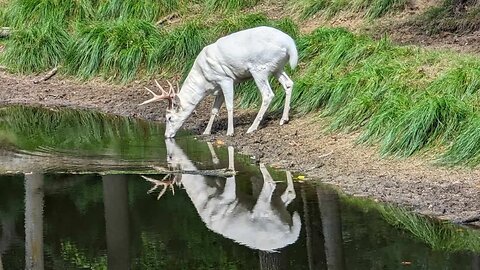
(139, 80), (186, 138)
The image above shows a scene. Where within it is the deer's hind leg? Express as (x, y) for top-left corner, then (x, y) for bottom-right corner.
(247, 72), (274, 134)
(275, 71), (294, 126)
(252, 163), (277, 216)
(281, 171), (296, 206)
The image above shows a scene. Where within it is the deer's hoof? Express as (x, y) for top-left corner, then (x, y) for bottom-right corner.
(226, 131), (234, 137)
(202, 131), (211, 135)
(246, 127), (256, 134)
(280, 118), (289, 125)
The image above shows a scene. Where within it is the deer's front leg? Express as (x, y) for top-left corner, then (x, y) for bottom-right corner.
(203, 92), (224, 135)
(219, 80), (235, 136)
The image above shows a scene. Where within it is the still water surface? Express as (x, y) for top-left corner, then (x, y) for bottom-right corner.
(0, 106), (478, 269)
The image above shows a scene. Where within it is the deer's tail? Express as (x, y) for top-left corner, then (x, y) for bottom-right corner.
(286, 38), (298, 70)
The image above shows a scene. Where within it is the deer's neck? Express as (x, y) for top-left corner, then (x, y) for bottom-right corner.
(176, 68), (211, 115)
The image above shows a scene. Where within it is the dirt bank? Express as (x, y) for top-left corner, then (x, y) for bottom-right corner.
(1, 71), (479, 226)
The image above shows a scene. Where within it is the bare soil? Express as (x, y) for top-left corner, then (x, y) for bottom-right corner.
(1, 71), (479, 226)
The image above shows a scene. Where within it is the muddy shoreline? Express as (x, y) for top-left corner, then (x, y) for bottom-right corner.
(1, 71), (479, 226)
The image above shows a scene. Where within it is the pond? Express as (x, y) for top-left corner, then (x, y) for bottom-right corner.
(0, 106), (479, 270)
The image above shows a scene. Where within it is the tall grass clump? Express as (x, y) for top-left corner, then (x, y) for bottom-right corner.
(2, 21), (70, 73)
(214, 13), (270, 36)
(97, 0), (181, 22)
(65, 19), (163, 82)
(204, 0), (259, 11)
(293, 0), (408, 19)
(382, 206), (480, 252)
(154, 20), (211, 73)
(440, 115), (480, 167)
(379, 95), (473, 157)
(214, 13), (299, 41)
(426, 62), (480, 98)
(3, 0), (97, 27)
(416, 0), (480, 34)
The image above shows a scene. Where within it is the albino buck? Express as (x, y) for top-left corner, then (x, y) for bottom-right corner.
(140, 26), (297, 138)
(142, 139), (301, 251)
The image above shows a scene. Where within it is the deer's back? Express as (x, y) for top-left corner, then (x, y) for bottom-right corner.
(199, 26), (295, 81)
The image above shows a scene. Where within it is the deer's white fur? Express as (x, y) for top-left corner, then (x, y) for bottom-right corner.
(159, 139), (301, 252)
(160, 26), (298, 138)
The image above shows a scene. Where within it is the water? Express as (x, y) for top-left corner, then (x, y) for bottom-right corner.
(0, 106), (479, 270)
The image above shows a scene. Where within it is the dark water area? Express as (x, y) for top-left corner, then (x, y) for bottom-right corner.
(0, 106), (479, 270)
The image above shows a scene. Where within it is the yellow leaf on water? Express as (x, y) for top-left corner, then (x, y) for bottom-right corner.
(297, 175), (305, 180)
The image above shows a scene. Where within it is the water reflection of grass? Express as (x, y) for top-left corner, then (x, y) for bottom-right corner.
(0, 105), (164, 158)
(342, 195), (480, 253)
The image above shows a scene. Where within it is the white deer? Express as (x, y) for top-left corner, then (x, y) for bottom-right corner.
(140, 26), (298, 138)
(142, 139), (301, 252)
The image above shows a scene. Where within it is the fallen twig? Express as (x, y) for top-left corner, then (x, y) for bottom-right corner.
(455, 215), (480, 225)
(318, 151), (333, 159)
(33, 66), (58, 84)
(155, 13), (179, 26)
(0, 27), (10, 38)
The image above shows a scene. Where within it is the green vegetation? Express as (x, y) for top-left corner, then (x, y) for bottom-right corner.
(292, 0), (408, 19)
(0, 106), (165, 159)
(2, 21), (70, 73)
(66, 19), (164, 82)
(382, 206), (480, 253)
(416, 0), (480, 34)
(1, 1), (480, 166)
(343, 195), (480, 253)
(205, 0), (259, 11)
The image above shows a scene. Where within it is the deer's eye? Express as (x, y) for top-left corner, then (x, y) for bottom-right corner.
(166, 116), (172, 122)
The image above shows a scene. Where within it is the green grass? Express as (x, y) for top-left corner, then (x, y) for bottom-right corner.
(1, 21), (70, 73)
(293, 0), (408, 19)
(382, 206), (480, 253)
(3, 0), (97, 27)
(204, 0), (259, 11)
(415, 0), (480, 34)
(343, 195), (480, 253)
(440, 115), (480, 167)
(97, 0), (181, 22)
(155, 20), (211, 73)
(0, 105), (163, 157)
(65, 19), (163, 82)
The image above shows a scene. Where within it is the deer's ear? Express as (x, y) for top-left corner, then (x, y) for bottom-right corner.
(172, 95), (181, 111)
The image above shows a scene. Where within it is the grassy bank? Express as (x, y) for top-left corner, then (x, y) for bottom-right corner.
(290, 0), (408, 19)
(1, 1), (480, 166)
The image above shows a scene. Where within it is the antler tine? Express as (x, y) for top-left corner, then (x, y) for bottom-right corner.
(176, 82), (180, 94)
(139, 87), (162, 106)
(166, 80), (175, 95)
(155, 79), (169, 96)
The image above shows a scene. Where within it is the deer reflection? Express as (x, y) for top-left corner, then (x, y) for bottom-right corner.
(143, 139), (301, 252)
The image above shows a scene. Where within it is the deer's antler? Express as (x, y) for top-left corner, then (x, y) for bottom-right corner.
(142, 174), (178, 200)
(139, 80), (177, 108)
